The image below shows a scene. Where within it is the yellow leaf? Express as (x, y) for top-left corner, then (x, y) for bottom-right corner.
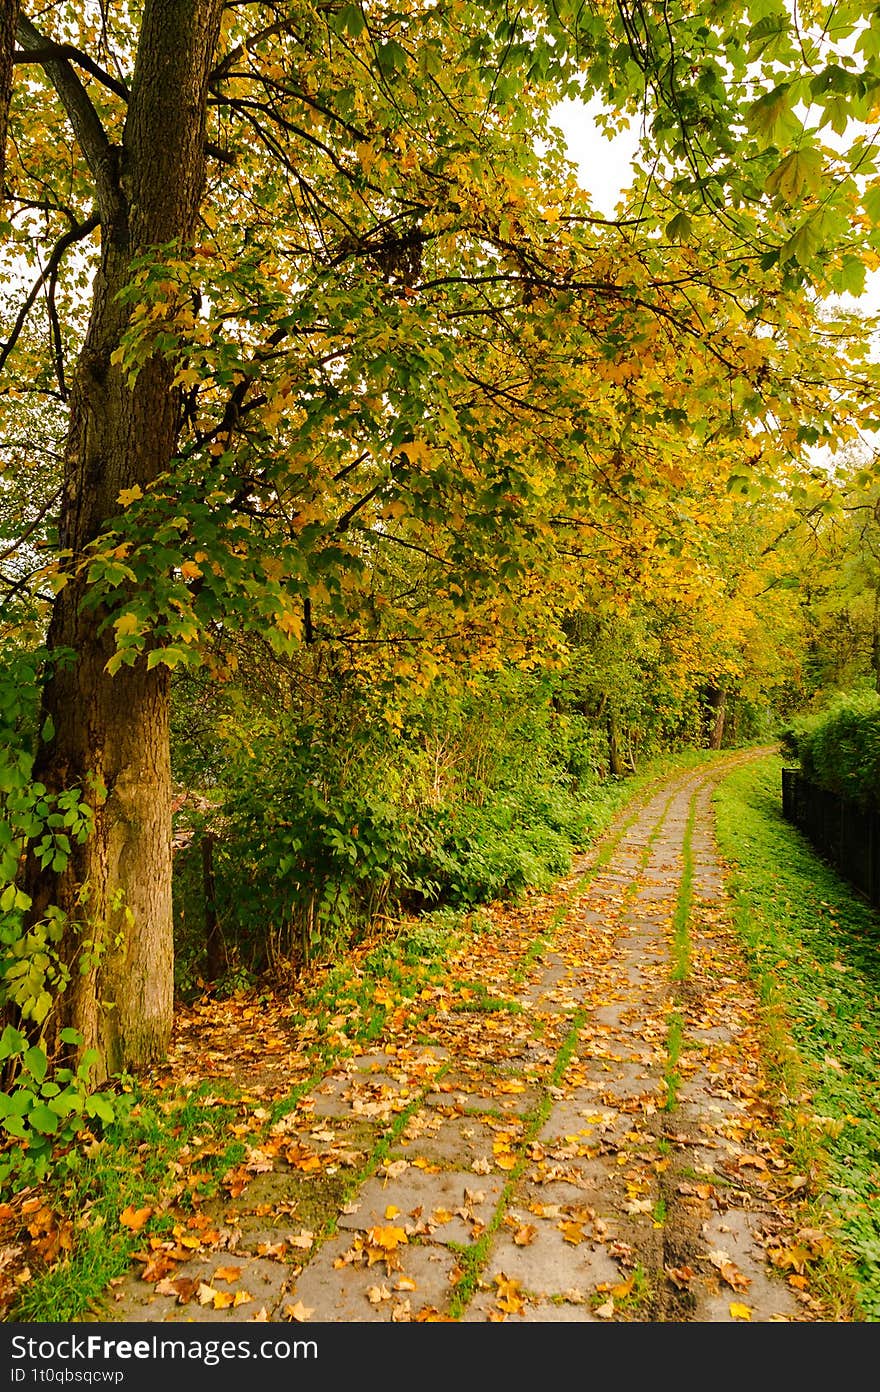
(213, 1265), (242, 1283)
(285, 1300), (314, 1322)
(180, 560), (203, 580)
(212, 1289), (234, 1310)
(233, 1290), (253, 1307)
(729, 1302), (752, 1321)
(117, 486), (143, 507)
(384, 1205), (400, 1219)
(367, 1225), (407, 1251)
(119, 1205), (152, 1231)
(400, 439), (434, 467)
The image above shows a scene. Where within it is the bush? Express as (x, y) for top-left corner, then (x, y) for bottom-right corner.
(786, 689), (880, 804)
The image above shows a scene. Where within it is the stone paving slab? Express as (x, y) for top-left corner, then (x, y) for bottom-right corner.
(483, 1227), (621, 1295)
(463, 1293), (598, 1321)
(393, 1113), (503, 1164)
(694, 1210), (801, 1322)
(113, 1256), (291, 1322)
(290, 1233), (459, 1321)
(337, 1170), (503, 1245)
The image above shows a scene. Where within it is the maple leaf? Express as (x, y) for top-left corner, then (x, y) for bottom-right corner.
(285, 1301), (314, 1322)
(559, 1220), (585, 1246)
(119, 1205), (153, 1231)
(213, 1265), (242, 1283)
(729, 1302), (752, 1320)
(233, 1290), (253, 1307)
(366, 1225), (407, 1251)
(494, 1274), (525, 1316)
(513, 1224), (537, 1246)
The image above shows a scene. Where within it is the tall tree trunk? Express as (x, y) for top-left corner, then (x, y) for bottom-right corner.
(0, 0), (20, 196)
(24, 0), (223, 1079)
(707, 688), (727, 750)
(607, 710), (625, 777)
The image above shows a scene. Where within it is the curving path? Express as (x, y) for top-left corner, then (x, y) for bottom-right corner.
(114, 752), (812, 1323)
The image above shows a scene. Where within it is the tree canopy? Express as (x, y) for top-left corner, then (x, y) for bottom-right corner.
(1, 0), (880, 1082)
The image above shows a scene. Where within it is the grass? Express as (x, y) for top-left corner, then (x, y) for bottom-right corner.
(714, 752), (880, 1321)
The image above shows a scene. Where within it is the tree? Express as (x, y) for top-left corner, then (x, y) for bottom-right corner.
(1, 0), (877, 1078)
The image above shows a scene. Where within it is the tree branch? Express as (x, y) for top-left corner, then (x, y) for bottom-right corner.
(13, 42), (129, 100)
(0, 210), (99, 377)
(16, 13), (117, 216)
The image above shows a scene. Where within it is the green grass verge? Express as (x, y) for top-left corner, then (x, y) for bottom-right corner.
(713, 753), (880, 1321)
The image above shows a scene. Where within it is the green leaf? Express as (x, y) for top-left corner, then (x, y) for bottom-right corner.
(862, 181), (880, 226)
(27, 1104), (60, 1135)
(85, 1094), (115, 1124)
(665, 211), (693, 243)
(746, 84), (802, 148)
(0, 1025), (26, 1060)
(23, 1045), (48, 1082)
(764, 147), (825, 202)
(376, 40), (407, 77)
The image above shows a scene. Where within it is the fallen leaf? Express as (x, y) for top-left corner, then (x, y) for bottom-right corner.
(494, 1273), (525, 1316)
(120, 1206), (153, 1231)
(729, 1302), (752, 1321)
(559, 1221), (585, 1246)
(213, 1265), (242, 1283)
(285, 1301), (314, 1322)
(513, 1224), (537, 1246)
(233, 1290), (253, 1307)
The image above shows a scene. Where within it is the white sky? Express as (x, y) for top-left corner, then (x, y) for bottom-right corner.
(552, 96), (880, 322)
(551, 97), (641, 216)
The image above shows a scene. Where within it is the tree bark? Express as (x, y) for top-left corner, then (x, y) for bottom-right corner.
(607, 710), (625, 777)
(0, 0), (20, 197)
(25, 0), (223, 1079)
(707, 687), (727, 750)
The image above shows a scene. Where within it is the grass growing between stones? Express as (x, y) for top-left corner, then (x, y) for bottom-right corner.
(714, 753), (880, 1321)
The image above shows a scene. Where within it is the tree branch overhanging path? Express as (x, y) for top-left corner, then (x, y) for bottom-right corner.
(3, 0), (880, 1227)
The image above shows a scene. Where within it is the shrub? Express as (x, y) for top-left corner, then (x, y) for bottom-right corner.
(787, 689), (880, 804)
